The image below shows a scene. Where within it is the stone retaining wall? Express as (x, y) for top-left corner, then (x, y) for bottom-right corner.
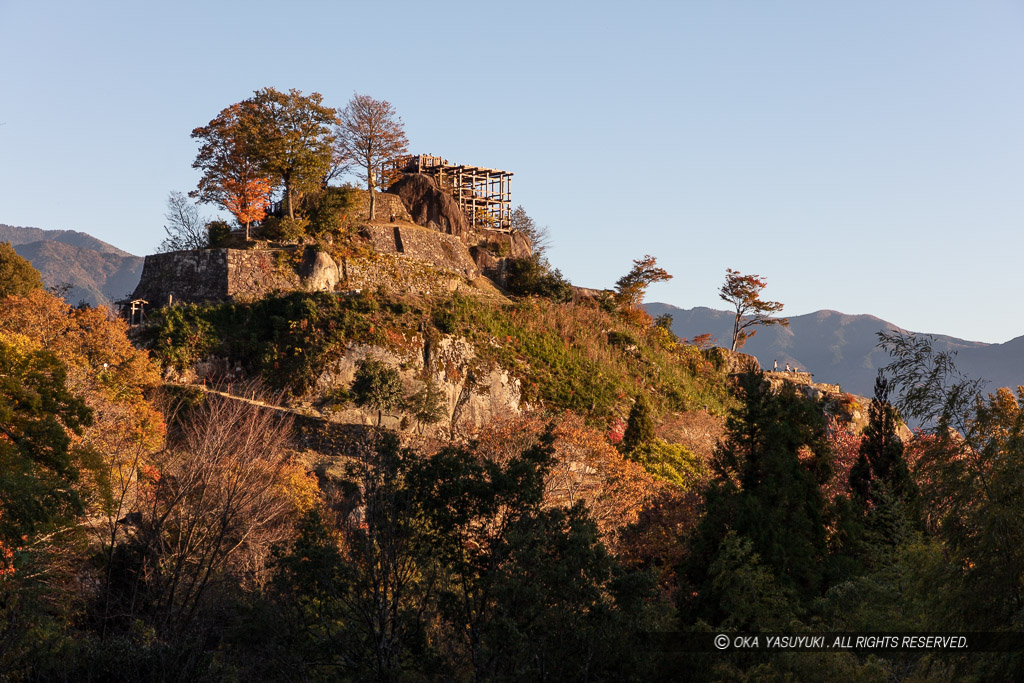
(349, 190), (413, 223)
(132, 247), (339, 306)
(340, 252), (479, 297)
(131, 250), (231, 305)
(359, 224), (478, 279)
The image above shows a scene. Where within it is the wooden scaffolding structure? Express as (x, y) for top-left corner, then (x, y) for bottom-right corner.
(395, 155), (513, 230)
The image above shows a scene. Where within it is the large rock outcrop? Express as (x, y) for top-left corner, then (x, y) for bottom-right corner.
(467, 230), (533, 287)
(314, 336), (521, 438)
(298, 249), (341, 291)
(388, 174), (470, 238)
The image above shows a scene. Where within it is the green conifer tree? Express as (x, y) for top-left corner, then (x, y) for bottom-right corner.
(620, 394), (655, 455)
(685, 371), (830, 624)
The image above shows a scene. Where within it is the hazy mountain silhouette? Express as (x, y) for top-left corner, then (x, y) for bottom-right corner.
(646, 303), (1022, 397)
(2, 224), (143, 309)
(0, 223), (132, 256)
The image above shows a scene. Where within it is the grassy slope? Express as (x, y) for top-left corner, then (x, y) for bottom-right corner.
(145, 289), (734, 428)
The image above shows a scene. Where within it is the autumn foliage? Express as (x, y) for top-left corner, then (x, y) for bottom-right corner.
(470, 412), (656, 543)
(222, 175), (273, 228)
(615, 254), (672, 311)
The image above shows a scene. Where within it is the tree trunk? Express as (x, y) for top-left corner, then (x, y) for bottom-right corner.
(286, 181), (295, 220)
(731, 315), (740, 352)
(368, 168), (376, 221)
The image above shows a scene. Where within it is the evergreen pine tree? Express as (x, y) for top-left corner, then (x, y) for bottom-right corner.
(620, 394), (655, 455)
(685, 371), (830, 624)
(844, 373), (920, 568)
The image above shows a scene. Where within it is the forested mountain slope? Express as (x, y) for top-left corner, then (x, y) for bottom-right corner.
(1, 223), (143, 307)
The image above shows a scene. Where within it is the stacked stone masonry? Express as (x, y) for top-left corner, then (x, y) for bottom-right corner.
(340, 252), (479, 297)
(131, 178), (529, 307)
(358, 224), (478, 279)
(132, 247), (336, 305)
(353, 192), (413, 223)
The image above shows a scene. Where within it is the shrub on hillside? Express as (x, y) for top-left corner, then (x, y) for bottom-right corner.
(505, 254), (572, 302)
(206, 220), (232, 247)
(350, 357), (404, 426)
(403, 378), (447, 432)
(305, 186), (358, 236)
(629, 439), (707, 490)
(150, 305), (218, 370)
(258, 216), (310, 241)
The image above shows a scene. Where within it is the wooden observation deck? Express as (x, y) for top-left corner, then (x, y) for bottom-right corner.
(394, 154), (513, 230)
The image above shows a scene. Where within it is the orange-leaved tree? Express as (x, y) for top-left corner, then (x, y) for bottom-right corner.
(469, 412), (654, 545)
(614, 255), (672, 327)
(336, 93), (409, 221)
(0, 289), (165, 636)
(615, 255), (672, 309)
(192, 101), (273, 240)
(719, 268), (788, 351)
(222, 176), (273, 237)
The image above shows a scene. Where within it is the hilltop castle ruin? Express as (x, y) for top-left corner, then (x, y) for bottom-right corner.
(130, 155), (530, 309)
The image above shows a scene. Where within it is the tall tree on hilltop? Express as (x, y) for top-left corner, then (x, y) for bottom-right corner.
(191, 101), (274, 240)
(615, 254), (672, 310)
(222, 177), (273, 237)
(509, 205), (550, 255)
(247, 87), (338, 221)
(719, 268), (788, 351)
(336, 93), (409, 221)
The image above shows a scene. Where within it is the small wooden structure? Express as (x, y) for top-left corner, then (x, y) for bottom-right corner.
(394, 154), (513, 230)
(118, 298), (148, 326)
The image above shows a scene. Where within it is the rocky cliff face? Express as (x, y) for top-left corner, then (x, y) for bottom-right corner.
(314, 335), (521, 439)
(174, 328), (521, 441)
(468, 229), (533, 286)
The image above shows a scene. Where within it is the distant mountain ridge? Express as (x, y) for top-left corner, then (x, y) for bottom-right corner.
(0, 223), (132, 256)
(1, 223), (143, 309)
(645, 303), (1023, 398)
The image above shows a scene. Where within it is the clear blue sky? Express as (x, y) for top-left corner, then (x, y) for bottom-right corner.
(2, 0), (1022, 343)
